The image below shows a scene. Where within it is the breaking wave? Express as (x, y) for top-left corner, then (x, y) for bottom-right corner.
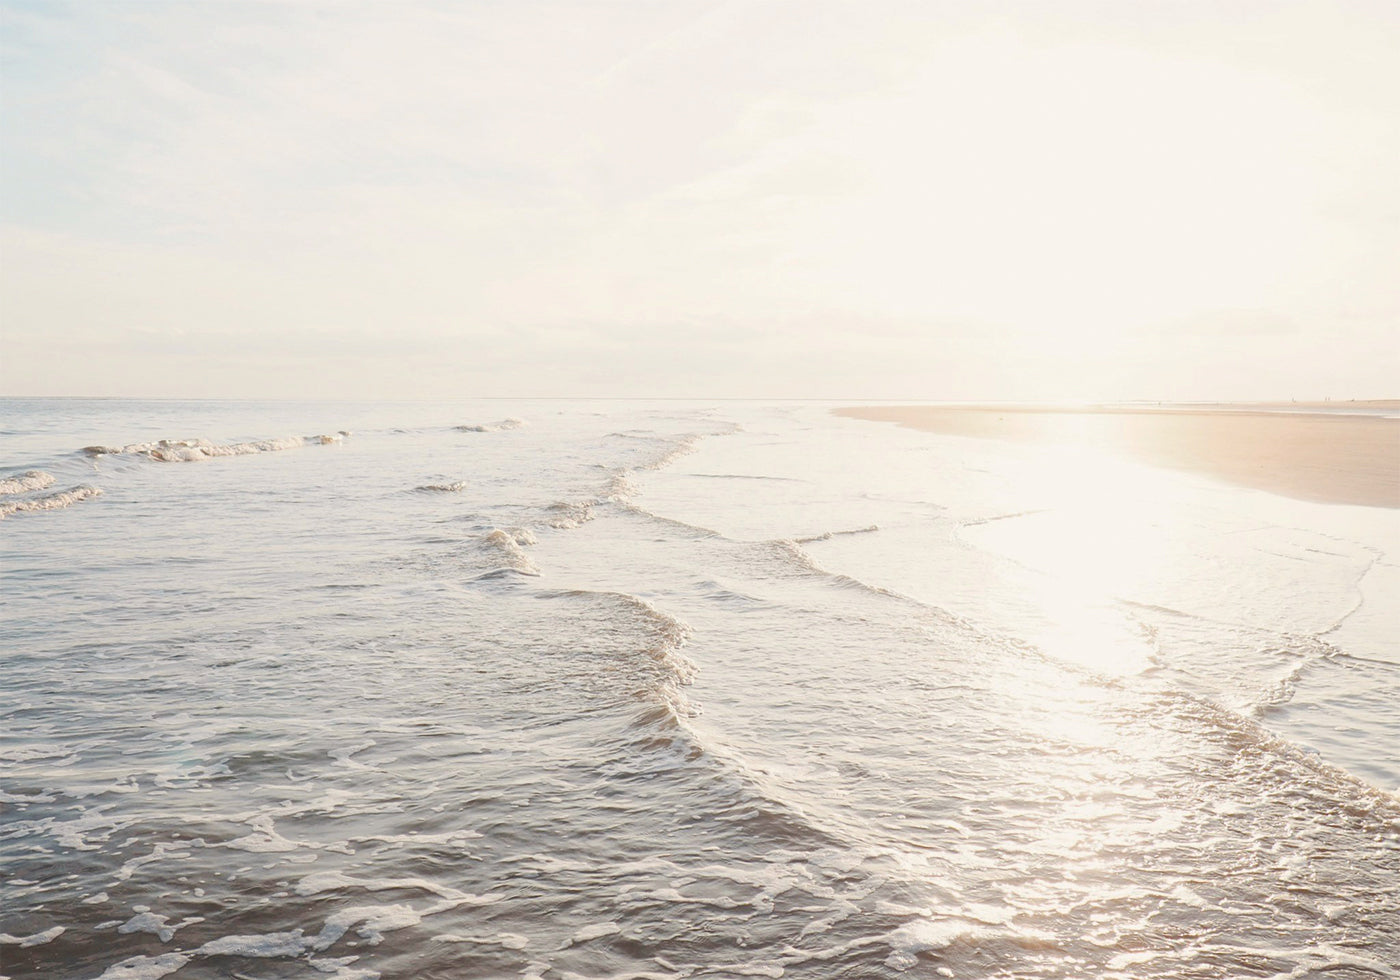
(455, 418), (525, 433)
(0, 470), (55, 495)
(640, 433), (704, 473)
(415, 481), (467, 493)
(794, 524), (880, 544)
(479, 528), (540, 576)
(540, 588), (698, 724)
(84, 433), (348, 462)
(0, 485), (103, 519)
(603, 436), (703, 503)
(546, 501), (594, 529)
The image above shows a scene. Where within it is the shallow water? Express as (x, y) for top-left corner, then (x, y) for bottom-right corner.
(2, 398), (1397, 979)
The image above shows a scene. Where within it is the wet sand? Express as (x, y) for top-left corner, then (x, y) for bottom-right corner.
(835, 405), (1400, 509)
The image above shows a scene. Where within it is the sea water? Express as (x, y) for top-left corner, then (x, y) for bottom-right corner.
(2, 398), (1397, 979)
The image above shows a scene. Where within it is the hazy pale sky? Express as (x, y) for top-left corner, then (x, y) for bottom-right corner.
(2, 0), (1396, 400)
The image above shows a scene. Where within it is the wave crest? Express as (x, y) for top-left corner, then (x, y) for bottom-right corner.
(456, 418), (525, 433)
(84, 433), (347, 462)
(0, 485), (103, 519)
(0, 471), (56, 495)
(480, 528), (539, 576)
(543, 589), (699, 724)
(794, 525), (880, 544)
(547, 501), (595, 529)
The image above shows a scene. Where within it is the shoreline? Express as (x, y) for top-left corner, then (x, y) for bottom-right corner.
(835, 404), (1400, 509)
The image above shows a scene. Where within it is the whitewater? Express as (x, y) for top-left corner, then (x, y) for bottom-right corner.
(2, 398), (1397, 980)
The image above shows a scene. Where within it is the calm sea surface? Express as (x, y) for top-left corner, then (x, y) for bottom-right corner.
(2, 398), (1397, 979)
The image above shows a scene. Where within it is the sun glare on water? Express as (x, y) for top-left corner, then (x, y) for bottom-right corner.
(962, 429), (1189, 678)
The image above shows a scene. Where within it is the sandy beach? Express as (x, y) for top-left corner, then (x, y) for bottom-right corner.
(835, 404), (1400, 508)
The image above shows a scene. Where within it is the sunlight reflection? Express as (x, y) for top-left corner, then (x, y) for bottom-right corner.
(963, 436), (1187, 678)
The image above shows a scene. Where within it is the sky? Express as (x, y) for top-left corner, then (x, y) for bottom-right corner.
(1, 0), (1396, 401)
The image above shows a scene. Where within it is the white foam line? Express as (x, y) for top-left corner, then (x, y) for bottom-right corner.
(559, 921), (619, 948)
(83, 432), (348, 462)
(455, 418), (525, 433)
(0, 485), (102, 518)
(113, 842), (190, 882)
(85, 892), (472, 979)
(794, 524), (880, 543)
(432, 932), (529, 949)
(295, 870), (499, 905)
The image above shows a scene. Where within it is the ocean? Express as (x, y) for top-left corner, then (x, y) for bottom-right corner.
(2, 398), (1397, 979)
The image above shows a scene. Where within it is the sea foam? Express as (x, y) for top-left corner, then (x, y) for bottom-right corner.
(83, 433), (347, 461)
(0, 484), (102, 519)
(0, 470), (56, 495)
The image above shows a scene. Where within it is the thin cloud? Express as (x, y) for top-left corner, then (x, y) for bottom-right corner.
(2, 0), (1396, 399)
